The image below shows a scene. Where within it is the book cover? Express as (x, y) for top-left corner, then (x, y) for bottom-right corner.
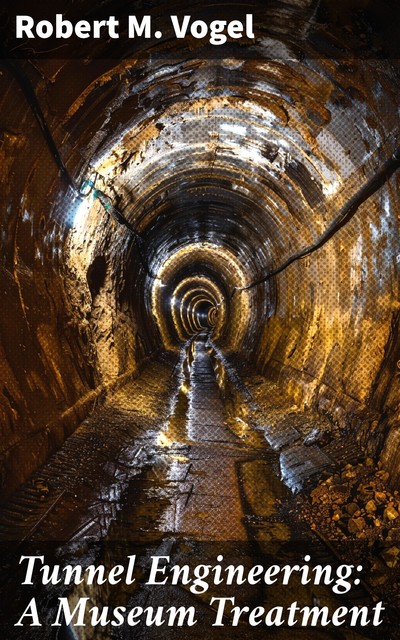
(1, 1), (400, 638)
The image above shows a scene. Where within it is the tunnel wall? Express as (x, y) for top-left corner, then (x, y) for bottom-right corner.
(253, 145), (400, 474)
(256, 156), (400, 414)
(0, 64), (153, 499)
(0, 83), (89, 495)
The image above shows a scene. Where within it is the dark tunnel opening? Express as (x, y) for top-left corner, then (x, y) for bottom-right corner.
(2, 0), (400, 637)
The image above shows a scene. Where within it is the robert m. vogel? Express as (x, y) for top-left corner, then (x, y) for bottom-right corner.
(16, 13), (255, 45)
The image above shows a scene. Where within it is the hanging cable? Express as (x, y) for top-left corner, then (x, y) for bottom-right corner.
(233, 144), (400, 294)
(1, 50), (79, 194)
(89, 186), (157, 279)
(80, 176), (158, 278)
(2, 51), (157, 279)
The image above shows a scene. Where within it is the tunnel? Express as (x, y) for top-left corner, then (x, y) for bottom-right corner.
(1, 0), (400, 638)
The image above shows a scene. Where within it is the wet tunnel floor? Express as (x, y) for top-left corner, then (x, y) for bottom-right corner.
(0, 336), (393, 639)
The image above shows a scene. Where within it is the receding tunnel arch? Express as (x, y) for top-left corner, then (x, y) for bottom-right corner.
(188, 296), (215, 332)
(174, 280), (221, 341)
(149, 241), (256, 351)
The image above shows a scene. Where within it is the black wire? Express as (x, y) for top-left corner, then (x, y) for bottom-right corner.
(10, 47), (395, 289)
(2, 50), (157, 279)
(94, 189), (157, 279)
(1, 50), (78, 193)
(234, 145), (400, 293)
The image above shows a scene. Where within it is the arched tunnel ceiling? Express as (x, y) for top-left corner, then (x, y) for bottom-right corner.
(2, 0), (400, 496)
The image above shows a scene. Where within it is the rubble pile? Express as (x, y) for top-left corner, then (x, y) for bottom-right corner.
(308, 460), (400, 546)
(295, 458), (400, 600)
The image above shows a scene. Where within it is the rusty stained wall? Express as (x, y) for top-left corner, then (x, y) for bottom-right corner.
(0, 80), (93, 494)
(0, 62), (151, 498)
(253, 61), (400, 459)
(66, 197), (141, 384)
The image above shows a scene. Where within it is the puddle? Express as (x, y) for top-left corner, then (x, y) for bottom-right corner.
(157, 339), (196, 448)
